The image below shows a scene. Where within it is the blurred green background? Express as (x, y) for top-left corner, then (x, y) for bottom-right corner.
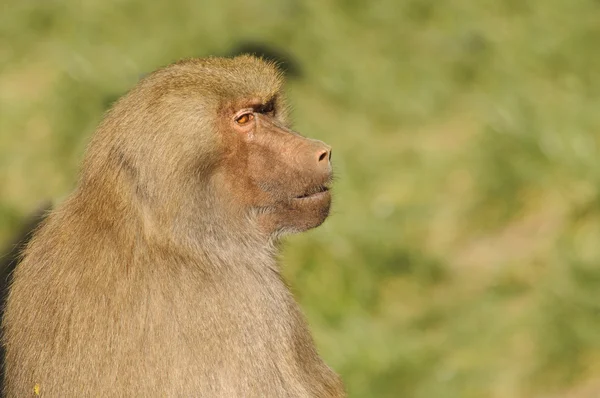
(2, 0), (600, 396)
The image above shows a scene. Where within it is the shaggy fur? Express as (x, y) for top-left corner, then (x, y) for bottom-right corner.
(2, 56), (344, 397)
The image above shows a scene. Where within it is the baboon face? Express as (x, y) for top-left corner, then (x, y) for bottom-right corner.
(220, 97), (333, 236)
(94, 57), (333, 238)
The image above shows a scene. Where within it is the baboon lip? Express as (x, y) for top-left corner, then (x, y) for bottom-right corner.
(293, 185), (330, 200)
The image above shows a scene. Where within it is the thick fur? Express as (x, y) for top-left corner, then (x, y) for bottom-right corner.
(2, 56), (344, 397)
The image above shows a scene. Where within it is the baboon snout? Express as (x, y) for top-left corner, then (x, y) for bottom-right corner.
(312, 142), (332, 174)
(317, 146), (331, 166)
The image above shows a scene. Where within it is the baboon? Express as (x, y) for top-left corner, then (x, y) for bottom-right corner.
(0, 202), (51, 294)
(0, 201), (51, 389)
(2, 55), (344, 397)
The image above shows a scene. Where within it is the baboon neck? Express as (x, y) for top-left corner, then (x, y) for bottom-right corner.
(174, 210), (279, 272)
(74, 174), (277, 274)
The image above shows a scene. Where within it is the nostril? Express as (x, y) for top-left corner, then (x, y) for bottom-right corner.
(318, 150), (328, 162)
(328, 150), (332, 161)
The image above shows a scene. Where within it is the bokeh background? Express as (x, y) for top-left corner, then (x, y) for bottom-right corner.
(2, 1), (600, 397)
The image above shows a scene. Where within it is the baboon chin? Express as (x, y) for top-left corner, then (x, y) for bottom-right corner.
(2, 56), (344, 397)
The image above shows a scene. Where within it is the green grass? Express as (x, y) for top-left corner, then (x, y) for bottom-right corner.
(2, 0), (600, 396)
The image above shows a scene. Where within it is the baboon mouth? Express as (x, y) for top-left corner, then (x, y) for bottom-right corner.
(294, 186), (330, 200)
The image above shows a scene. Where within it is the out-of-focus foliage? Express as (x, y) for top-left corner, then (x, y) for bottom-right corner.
(2, 0), (600, 396)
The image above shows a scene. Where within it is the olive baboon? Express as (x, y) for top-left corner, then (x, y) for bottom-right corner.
(2, 56), (344, 397)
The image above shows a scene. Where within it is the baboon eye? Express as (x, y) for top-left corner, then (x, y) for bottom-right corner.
(236, 113), (254, 125)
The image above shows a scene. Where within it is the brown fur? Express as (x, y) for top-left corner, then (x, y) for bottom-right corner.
(2, 56), (344, 397)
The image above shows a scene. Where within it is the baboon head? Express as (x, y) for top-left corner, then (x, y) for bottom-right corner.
(83, 56), (333, 242)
